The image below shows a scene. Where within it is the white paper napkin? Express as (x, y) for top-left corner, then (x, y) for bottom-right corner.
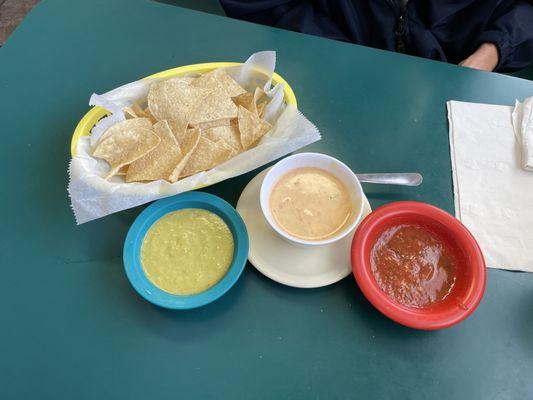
(511, 97), (533, 171)
(447, 100), (533, 272)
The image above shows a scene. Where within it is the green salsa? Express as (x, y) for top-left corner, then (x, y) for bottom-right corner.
(141, 208), (234, 295)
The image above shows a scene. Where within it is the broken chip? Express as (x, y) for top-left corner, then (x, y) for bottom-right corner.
(252, 87), (266, 113)
(177, 76), (197, 84)
(93, 126), (160, 179)
(188, 89), (238, 126)
(168, 128), (202, 183)
(190, 118), (232, 130)
(193, 68), (246, 98)
(232, 92), (254, 112)
(147, 77), (211, 129)
(203, 125), (243, 155)
(123, 107), (138, 119)
(188, 69), (240, 126)
(257, 101), (266, 119)
(237, 105), (272, 150)
(125, 120), (183, 182)
(131, 104), (158, 124)
(165, 119), (190, 144)
(123, 103), (151, 120)
(131, 103), (145, 115)
(232, 87), (265, 115)
(179, 136), (233, 178)
(192, 69), (225, 94)
(215, 70), (247, 97)
(116, 166), (129, 175)
(96, 118), (152, 146)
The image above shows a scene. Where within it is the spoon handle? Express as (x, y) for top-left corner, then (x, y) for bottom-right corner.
(356, 173), (423, 187)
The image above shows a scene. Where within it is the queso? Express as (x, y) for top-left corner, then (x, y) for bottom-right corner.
(269, 167), (353, 241)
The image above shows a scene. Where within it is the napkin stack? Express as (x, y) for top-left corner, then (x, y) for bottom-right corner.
(512, 97), (533, 171)
(447, 99), (533, 272)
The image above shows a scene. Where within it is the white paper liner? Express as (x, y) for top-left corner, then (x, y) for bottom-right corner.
(68, 51), (321, 224)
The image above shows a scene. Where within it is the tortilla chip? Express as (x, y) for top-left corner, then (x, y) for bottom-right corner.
(190, 118), (232, 130)
(192, 70), (224, 93)
(193, 68), (246, 97)
(168, 128), (201, 183)
(93, 127), (160, 179)
(177, 76), (197, 84)
(257, 101), (266, 119)
(188, 89), (238, 126)
(252, 87), (266, 112)
(167, 119), (189, 143)
(237, 105), (272, 150)
(203, 125), (243, 154)
(123, 103), (150, 119)
(116, 166), (128, 175)
(123, 107), (138, 119)
(215, 69), (247, 97)
(141, 107), (158, 123)
(96, 118), (152, 146)
(232, 92), (254, 111)
(131, 102), (144, 113)
(147, 77), (211, 128)
(125, 121), (183, 182)
(180, 136), (233, 178)
(125, 103), (154, 123)
(232, 88), (266, 115)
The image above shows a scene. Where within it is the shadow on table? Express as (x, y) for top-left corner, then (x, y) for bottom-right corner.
(247, 258), (431, 340)
(513, 278), (533, 356)
(69, 145), (280, 340)
(364, 189), (411, 203)
(337, 275), (434, 338)
(125, 267), (248, 342)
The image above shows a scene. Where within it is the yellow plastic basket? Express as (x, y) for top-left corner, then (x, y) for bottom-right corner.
(70, 62), (297, 156)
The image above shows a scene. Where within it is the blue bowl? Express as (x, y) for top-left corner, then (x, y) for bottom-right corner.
(123, 192), (249, 309)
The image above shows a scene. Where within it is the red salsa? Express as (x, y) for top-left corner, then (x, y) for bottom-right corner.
(370, 224), (457, 308)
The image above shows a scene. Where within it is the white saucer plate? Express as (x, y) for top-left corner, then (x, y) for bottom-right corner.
(236, 169), (372, 288)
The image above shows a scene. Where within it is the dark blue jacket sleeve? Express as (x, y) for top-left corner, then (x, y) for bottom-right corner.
(220, 0), (533, 72)
(219, 0), (351, 42)
(479, 0), (533, 71)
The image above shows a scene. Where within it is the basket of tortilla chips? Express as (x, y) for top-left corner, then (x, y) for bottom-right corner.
(68, 51), (321, 224)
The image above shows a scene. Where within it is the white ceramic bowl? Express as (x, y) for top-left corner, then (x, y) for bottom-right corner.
(260, 153), (364, 247)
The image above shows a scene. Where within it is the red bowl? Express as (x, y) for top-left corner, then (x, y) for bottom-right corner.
(351, 201), (486, 330)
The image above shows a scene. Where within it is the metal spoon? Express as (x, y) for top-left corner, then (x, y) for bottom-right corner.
(356, 173), (423, 186)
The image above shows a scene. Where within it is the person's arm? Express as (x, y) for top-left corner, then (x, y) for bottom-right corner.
(460, 0), (533, 72)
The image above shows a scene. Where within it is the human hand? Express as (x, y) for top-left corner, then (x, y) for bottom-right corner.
(459, 43), (499, 71)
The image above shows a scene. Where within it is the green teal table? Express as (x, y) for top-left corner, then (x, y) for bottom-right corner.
(1, 1), (532, 399)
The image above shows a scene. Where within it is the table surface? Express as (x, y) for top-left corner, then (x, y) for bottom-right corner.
(1, 1), (533, 399)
